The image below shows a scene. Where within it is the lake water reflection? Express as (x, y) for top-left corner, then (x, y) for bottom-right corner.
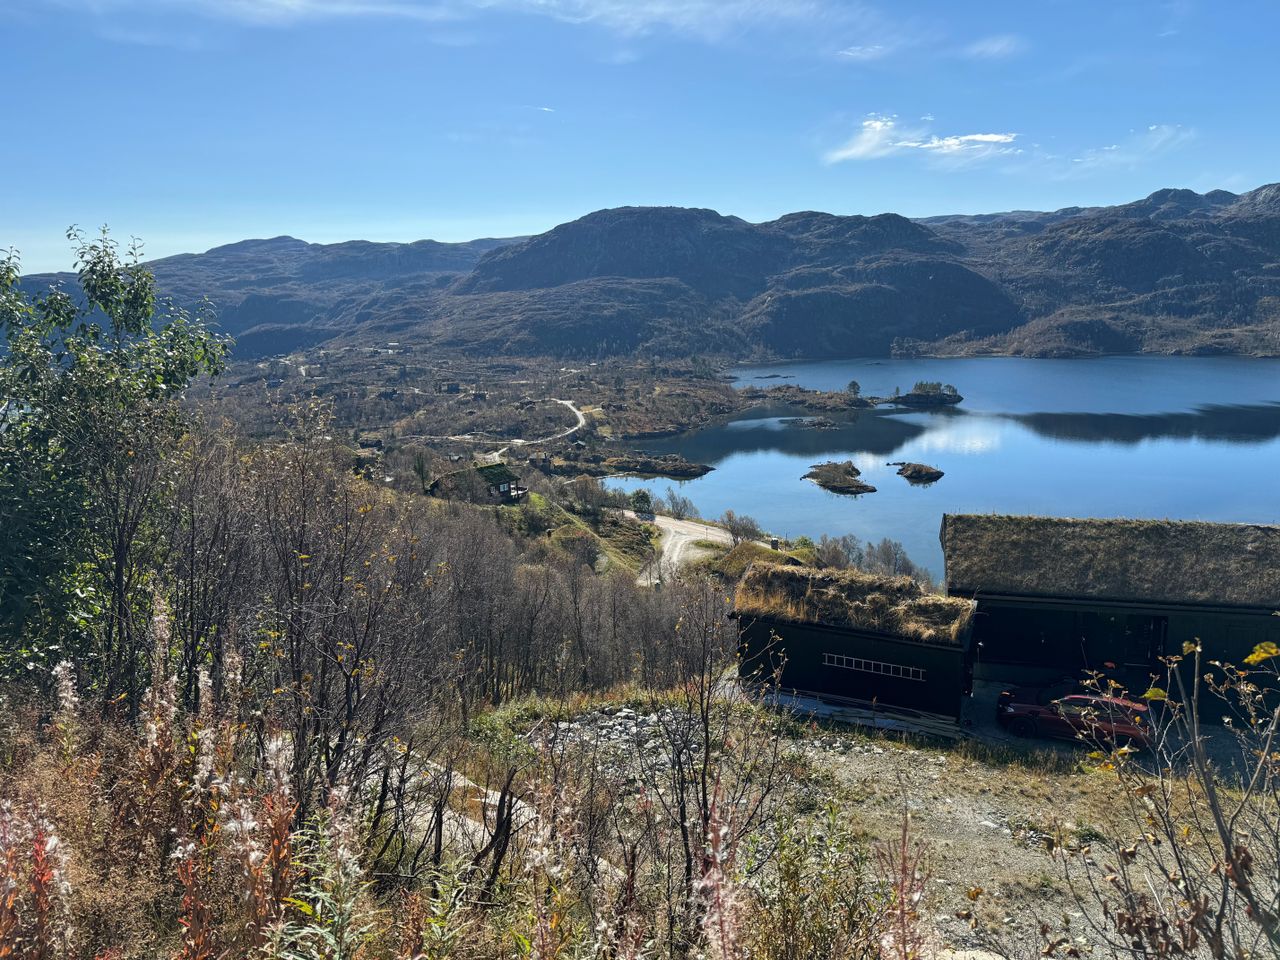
(605, 357), (1280, 576)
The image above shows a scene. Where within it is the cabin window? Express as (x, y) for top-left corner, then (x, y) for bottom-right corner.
(823, 653), (925, 682)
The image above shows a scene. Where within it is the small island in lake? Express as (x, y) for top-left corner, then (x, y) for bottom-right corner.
(804, 460), (876, 495)
(601, 452), (713, 480)
(891, 461), (945, 484)
(547, 450), (712, 480)
(778, 416), (836, 430)
(741, 383), (874, 412)
(881, 381), (963, 408)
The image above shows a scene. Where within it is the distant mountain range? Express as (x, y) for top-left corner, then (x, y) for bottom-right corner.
(20, 183), (1280, 360)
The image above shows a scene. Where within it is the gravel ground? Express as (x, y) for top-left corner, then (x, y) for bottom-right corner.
(527, 672), (1245, 956)
(544, 693), (1118, 955)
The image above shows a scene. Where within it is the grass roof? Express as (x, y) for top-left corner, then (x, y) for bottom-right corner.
(709, 542), (801, 580)
(734, 561), (974, 645)
(941, 514), (1280, 608)
(474, 462), (520, 485)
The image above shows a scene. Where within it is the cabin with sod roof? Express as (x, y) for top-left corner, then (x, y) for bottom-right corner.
(734, 562), (976, 721)
(473, 462), (526, 500)
(940, 514), (1280, 684)
(428, 462), (527, 502)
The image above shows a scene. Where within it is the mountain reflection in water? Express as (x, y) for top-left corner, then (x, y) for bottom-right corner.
(641, 402), (1280, 464)
(1009, 403), (1280, 445)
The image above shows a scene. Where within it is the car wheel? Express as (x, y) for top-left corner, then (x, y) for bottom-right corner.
(1007, 717), (1037, 738)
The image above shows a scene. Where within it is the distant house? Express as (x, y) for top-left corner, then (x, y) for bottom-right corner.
(474, 463), (526, 499)
(435, 381), (461, 395)
(429, 462), (527, 502)
(941, 514), (1280, 683)
(735, 562), (975, 720)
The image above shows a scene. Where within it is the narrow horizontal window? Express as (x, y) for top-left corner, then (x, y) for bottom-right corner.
(823, 652), (924, 682)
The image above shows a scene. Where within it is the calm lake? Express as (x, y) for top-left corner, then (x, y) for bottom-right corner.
(605, 357), (1280, 577)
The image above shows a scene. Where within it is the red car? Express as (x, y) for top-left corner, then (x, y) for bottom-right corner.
(996, 684), (1150, 748)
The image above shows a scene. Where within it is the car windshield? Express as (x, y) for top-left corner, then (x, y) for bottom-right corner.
(1053, 700), (1088, 716)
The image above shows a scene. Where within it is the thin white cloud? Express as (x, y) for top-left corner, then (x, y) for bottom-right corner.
(41, 0), (843, 38)
(1157, 0), (1191, 37)
(824, 114), (1018, 164)
(34, 0), (923, 62)
(40, 0), (456, 24)
(962, 33), (1026, 59)
(837, 43), (888, 61)
(483, 0), (829, 37)
(824, 115), (900, 160)
(1063, 123), (1195, 174)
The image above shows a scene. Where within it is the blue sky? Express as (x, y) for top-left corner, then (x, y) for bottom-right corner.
(3, 0), (1276, 272)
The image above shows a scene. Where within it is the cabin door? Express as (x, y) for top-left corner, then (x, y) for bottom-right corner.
(1080, 613), (1166, 672)
(1121, 615), (1166, 668)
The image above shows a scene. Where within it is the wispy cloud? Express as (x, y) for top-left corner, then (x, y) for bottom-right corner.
(1157, 0), (1192, 37)
(487, 0), (830, 38)
(962, 33), (1026, 59)
(1063, 123), (1195, 174)
(837, 42), (889, 61)
(80, 0), (457, 25)
(824, 114), (1019, 164)
(41, 0), (843, 39)
(34, 0), (923, 63)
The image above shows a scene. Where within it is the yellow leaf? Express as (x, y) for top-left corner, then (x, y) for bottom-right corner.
(1244, 641), (1280, 666)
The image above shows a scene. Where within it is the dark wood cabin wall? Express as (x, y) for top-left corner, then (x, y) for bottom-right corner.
(970, 598), (1280, 691)
(738, 617), (970, 720)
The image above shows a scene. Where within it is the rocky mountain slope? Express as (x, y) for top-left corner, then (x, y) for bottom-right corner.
(20, 184), (1280, 359)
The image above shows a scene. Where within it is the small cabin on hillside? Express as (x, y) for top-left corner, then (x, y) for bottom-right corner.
(940, 514), (1280, 683)
(734, 562), (976, 720)
(428, 462), (527, 502)
(474, 463), (526, 500)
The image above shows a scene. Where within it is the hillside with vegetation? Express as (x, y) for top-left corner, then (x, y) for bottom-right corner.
(6, 234), (1280, 960)
(20, 183), (1280, 361)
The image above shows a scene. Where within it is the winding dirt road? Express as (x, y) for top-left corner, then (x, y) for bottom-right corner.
(514, 398), (585, 446)
(399, 398), (585, 447)
(627, 511), (735, 586)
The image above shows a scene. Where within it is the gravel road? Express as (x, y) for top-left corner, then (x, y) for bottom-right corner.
(625, 511), (734, 586)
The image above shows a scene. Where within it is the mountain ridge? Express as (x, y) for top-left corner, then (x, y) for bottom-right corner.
(18, 183), (1280, 360)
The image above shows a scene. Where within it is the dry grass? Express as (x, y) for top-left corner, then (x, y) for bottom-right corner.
(942, 513), (1280, 606)
(706, 542), (799, 580)
(734, 562), (974, 644)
